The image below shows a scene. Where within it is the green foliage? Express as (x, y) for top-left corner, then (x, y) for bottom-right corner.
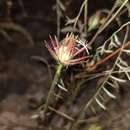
(88, 11), (101, 32)
(88, 124), (101, 130)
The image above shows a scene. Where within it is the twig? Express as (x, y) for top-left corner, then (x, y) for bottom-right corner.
(73, 0), (88, 28)
(84, 1), (88, 34)
(88, 0), (128, 47)
(89, 40), (130, 71)
(56, 0), (60, 39)
(48, 106), (74, 121)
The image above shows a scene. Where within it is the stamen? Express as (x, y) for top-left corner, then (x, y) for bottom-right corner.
(54, 36), (60, 48)
(65, 56), (88, 65)
(45, 43), (57, 60)
(73, 47), (86, 57)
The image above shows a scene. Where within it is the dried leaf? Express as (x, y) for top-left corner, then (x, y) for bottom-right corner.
(61, 26), (78, 33)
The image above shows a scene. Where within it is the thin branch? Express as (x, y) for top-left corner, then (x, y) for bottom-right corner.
(87, 21), (130, 71)
(84, 1), (88, 34)
(88, 0), (128, 46)
(73, 0), (88, 28)
(56, 0), (60, 39)
(89, 40), (130, 71)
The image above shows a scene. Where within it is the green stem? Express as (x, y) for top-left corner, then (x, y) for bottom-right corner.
(44, 63), (64, 114)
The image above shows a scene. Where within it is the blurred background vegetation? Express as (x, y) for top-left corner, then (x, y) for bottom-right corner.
(0, 0), (130, 130)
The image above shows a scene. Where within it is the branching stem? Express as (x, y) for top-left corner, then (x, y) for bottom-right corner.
(73, 0), (88, 28)
(88, 0), (128, 46)
(89, 40), (130, 71)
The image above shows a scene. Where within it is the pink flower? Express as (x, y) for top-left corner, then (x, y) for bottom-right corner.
(45, 34), (89, 66)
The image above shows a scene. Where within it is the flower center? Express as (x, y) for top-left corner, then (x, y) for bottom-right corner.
(56, 46), (72, 63)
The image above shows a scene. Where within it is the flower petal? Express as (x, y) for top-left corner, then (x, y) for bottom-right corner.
(45, 41), (58, 60)
(73, 47), (86, 57)
(65, 56), (88, 65)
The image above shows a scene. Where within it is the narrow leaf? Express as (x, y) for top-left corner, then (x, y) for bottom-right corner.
(122, 49), (130, 53)
(53, 93), (63, 99)
(95, 98), (106, 110)
(58, 84), (68, 92)
(118, 57), (128, 67)
(90, 106), (97, 114)
(117, 63), (126, 70)
(103, 87), (116, 99)
(104, 49), (113, 53)
(114, 34), (121, 46)
(106, 81), (117, 88)
(125, 71), (130, 80)
(110, 75), (127, 83)
(61, 26), (78, 33)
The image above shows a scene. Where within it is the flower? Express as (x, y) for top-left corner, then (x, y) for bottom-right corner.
(45, 34), (89, 65)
